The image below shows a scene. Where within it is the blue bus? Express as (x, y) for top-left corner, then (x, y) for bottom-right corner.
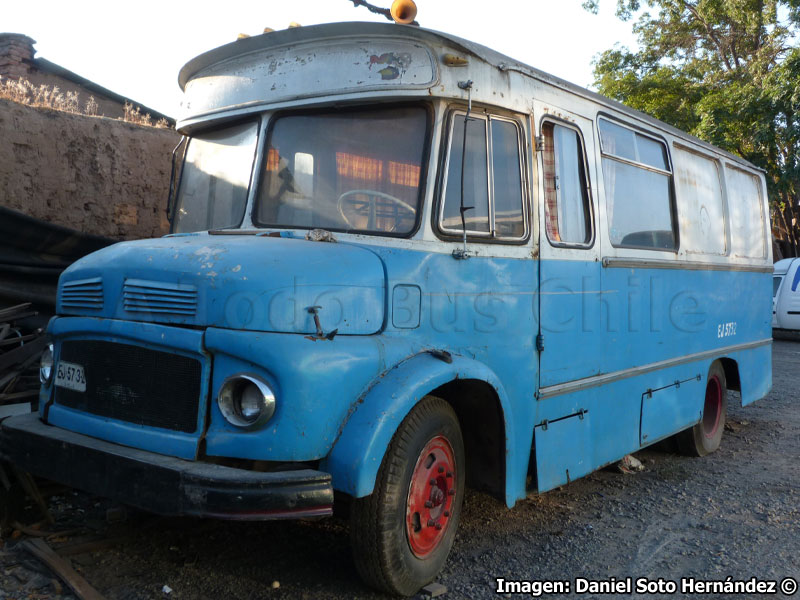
(0, 14), (772, 596)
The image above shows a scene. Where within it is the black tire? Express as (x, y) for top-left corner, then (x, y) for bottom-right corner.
(677, 362), (727, 457)
(350, 396), (465, 596)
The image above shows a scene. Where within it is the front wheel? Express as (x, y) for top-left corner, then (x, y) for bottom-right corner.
(677, 362), (727, 457)
(350, 396), (465, 596)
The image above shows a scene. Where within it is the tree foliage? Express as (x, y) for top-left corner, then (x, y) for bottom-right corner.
(585, 0), (800, 256)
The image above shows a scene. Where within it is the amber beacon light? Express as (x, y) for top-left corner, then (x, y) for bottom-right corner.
(390, 0), (417, 24)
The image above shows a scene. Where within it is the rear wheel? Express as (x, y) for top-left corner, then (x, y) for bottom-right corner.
(350, 396), (465, 596)
(677, 362), (727, 457)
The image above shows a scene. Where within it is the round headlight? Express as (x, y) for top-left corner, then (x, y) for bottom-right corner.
(218, 375), (276, 428)
(40, 343), (54, 385)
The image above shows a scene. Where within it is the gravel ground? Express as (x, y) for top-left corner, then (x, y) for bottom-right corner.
(0, 340), (797, 599)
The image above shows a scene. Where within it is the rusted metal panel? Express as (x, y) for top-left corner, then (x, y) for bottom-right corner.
(183, 37), (437, 118)
(0, 303), (45, 414)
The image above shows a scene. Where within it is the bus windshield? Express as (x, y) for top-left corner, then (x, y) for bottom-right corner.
(173, 121), (259, 233)
(255, 106), (428, 236)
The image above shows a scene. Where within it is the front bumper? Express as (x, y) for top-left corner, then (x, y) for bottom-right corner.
(0, 414), (333, 520)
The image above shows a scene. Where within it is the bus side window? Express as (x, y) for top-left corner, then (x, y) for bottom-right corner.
(441, 114), (490, 233)
(673, 145), (726, 255)
(541, 121), (592, 245)
(599, 118), (676, 251)
(725, 165), (766, 259)
(439, 112), (526, 240)
(490, 119), (525, 238)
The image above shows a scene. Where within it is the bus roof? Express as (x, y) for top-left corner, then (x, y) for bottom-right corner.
(179, 21), (762, 174)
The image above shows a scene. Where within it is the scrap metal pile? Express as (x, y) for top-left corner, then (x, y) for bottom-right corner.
(0, 207), (113, 419)
(0, 302), (45, 417)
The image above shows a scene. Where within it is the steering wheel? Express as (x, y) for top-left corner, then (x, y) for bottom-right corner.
(336, 190), (416, 231)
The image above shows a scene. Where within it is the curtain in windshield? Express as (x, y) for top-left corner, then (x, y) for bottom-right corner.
(256, 106), (428, 235)
(174, 122), (258, 233)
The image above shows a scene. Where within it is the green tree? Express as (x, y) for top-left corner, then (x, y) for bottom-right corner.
(585, 0), (800, 257)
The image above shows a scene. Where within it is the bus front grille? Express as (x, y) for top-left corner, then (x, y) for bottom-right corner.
(55, 340), (202, 434)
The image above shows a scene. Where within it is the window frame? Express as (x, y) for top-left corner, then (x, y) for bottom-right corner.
(724, 162), (767, 259)
(539, 116), (596, 250)
(171, 116), (262, 234)
(435, 108), (530, 244)
(598, 115), (679, 253)
(251, 102), (434, 239)
(671, 142), (728, 256)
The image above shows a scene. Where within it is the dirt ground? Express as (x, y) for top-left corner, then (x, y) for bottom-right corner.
(0, 340), (797, 599)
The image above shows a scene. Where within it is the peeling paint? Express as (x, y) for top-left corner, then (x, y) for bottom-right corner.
(193, 246), (225, 263)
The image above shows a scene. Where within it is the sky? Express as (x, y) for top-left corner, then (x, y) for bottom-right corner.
(3, 0), (639, 118)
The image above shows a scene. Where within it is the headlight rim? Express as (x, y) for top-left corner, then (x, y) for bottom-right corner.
(217, 373), (276, 429)
(39, 343), (54, 386)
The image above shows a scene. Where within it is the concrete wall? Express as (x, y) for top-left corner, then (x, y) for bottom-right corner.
(0, 98), (180, 240)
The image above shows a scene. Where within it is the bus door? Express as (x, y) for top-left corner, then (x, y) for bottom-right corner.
(532, 103), (603, 491)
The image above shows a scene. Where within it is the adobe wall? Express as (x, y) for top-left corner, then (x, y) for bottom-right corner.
(0, 33), (155, 120)
(19, 70), (135, 120)
(0, 98), (180, 240)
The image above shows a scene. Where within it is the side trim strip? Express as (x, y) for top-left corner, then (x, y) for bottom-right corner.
(537, 338), (772, 400)
(602, 257), (772, 273)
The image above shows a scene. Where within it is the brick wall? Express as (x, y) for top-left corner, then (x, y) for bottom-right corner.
(0, 33), (34, 79)
(0, 98), (181, 240)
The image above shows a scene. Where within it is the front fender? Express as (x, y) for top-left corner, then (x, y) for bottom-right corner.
(322, 352), (519, 504)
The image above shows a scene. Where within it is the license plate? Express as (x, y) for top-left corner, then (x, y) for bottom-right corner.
(55, 361), (87, 392)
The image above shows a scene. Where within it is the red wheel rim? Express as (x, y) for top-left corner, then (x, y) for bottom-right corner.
(405, 435), (457, 558)
(703, 375), (722, 438)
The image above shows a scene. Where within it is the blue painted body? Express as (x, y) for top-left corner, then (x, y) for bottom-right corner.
(44, 229), (772, 507)
(55, 234), (385, 335)
(321, 351), (518, 502)
(534, 262), (771, 491)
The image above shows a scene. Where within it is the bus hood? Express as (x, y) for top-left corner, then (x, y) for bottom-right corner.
(56, 233), (385, 335)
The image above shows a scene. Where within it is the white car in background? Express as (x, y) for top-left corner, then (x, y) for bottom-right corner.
(773, 257), (800, 333)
